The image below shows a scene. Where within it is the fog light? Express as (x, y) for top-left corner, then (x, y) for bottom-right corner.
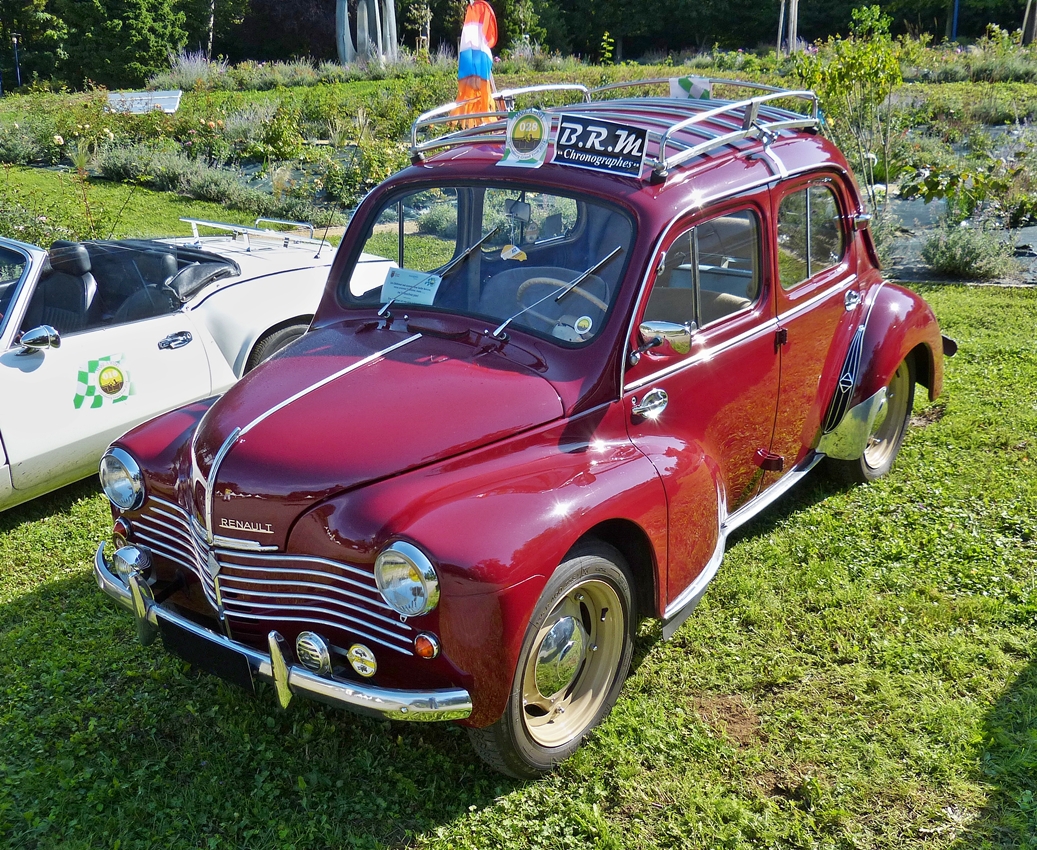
(113, 544), (152, 581)
(295, 631), (332, 675)
(414, 632), (440, 659)
(113, 518), (132, 548)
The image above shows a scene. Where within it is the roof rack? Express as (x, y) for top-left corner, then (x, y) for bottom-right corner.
(408, 77), (819, 183)
(179, 218), (329, 252)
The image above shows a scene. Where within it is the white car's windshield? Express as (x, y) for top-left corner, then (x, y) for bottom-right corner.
(0, 246), (30, 338)
(339, 184), (634, 345)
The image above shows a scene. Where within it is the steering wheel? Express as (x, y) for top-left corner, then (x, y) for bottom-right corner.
(514, 276), (609, 329)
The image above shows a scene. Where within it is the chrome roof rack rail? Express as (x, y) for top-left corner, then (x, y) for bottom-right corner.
(589, 76), (793, 98)
(179, 218), (329, 252)
(407, 78), (819, 181)
(410, 83), (591, 162)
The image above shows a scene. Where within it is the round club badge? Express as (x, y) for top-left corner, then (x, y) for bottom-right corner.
(574, 315), (594, 335)
(500, 109), (550, 168)
(347, 643), (377, 677)
(97, 365), (126, 396)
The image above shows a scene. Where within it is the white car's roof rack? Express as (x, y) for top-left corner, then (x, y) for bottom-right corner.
(179, 218), (330, 252)
(409, 77), (819, 183)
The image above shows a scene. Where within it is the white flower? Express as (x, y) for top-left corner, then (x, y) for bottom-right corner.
(53, 135), (64, 145)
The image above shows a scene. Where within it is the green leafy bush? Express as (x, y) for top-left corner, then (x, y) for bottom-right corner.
(322, 139), (410, 207)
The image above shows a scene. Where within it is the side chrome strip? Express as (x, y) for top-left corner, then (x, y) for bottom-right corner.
(624, 318), (779, 393)
(721, 452), (823, 533)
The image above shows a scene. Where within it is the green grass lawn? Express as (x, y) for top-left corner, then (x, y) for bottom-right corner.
(0, 166), (256, 241)
(0, 284), (1035, 849)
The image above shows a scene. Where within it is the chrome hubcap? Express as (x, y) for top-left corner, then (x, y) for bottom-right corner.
(863, 361), (910, 469)
(534, 616), (585, 698)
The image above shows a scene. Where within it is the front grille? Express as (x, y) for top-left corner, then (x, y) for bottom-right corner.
(133, 495), (415, 655)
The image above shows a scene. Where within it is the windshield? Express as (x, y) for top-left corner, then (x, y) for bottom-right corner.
(0, 246), (30, 339)
(337, 184), (634, 345)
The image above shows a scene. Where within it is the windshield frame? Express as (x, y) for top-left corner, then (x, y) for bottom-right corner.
(332, 179), (637, 348)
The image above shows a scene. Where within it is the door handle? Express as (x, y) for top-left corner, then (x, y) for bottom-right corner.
(158, 331), (193, 350)
(631, 388), (668, 420)
(844, 290), (862, 311)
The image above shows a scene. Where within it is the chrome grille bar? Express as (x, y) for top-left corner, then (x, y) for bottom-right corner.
(132, 495), (414, 655)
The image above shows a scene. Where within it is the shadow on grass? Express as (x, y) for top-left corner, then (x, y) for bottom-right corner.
(0, 476), (103, 532)
(952, 658), (1037, 848)
(0, 567), (517, 848)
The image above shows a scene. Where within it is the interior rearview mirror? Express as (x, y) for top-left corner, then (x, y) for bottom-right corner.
(504, 199), (531, 223)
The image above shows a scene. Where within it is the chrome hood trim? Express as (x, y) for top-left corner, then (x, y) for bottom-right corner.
(190, 333), (422, 544)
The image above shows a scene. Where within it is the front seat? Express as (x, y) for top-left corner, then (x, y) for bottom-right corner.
(21, 242), (97, 336)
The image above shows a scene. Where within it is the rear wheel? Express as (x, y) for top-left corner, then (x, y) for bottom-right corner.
(244, 322), (308, 373)
(827, 357), (915, 484)
(468, 542), (634, 778)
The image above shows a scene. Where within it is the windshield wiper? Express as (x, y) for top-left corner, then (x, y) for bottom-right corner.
(491, 246), (623, 339)
(438, 225), (501, 278)
(378, 226), (501, 318)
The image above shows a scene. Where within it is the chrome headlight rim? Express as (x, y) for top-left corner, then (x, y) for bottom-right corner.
(99, 447), (145, 511)
(374, 540), (440, 617)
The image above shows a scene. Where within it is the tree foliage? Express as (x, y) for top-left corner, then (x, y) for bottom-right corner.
(795, 5), (903, 211)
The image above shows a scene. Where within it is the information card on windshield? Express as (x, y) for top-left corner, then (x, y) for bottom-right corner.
(382, 268), (442, 306)
(551, 116), (648, 178)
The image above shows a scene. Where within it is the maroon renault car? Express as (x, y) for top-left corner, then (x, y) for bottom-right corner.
(94, 79), (953, 778)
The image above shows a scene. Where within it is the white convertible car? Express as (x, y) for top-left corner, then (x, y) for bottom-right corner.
(0, 219), (390, 512)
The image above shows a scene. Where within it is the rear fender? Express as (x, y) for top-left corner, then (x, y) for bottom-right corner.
(820, 283), (944, 447)
(855, 282), (944, 403)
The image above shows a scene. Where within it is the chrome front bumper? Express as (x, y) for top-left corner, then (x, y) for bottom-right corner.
(93, 543), (473, 722)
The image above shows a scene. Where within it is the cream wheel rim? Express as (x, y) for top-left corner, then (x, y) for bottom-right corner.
(520, 578), (625, 748)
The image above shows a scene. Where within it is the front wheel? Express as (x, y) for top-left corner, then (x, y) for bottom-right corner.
(244, 322), (309, 373)
(468, 542), (634, 778)
(826, 356), (915, 484)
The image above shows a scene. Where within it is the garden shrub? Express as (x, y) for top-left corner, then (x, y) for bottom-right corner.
(322, 139), (409, 207)
(417, 203), (457, 238)
(921, 224), (1017, 279)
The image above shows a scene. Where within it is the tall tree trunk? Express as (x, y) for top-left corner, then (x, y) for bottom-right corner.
(357, 0), (371, 57)
(383, 0), (398, 60)
(206, 0), (215, 59)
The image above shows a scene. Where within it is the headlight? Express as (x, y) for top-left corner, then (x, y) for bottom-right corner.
(374, 541), (440, 617)
(99, 447), (145, 510)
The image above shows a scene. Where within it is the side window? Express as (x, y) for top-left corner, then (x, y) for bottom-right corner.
(777, 184), (844, 290)
(643, 210), (760, 329)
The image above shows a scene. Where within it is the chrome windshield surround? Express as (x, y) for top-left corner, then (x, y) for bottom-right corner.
(94, 544), (472, 722)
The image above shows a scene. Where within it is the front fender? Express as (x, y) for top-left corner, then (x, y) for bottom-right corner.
(190, 269), (325, 377)
(286, 402), (666, 726)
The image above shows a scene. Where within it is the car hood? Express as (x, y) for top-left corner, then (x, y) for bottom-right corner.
(187, 323), (563, 549)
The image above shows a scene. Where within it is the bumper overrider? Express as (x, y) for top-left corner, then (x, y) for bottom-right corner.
(93, 543), (473, 722)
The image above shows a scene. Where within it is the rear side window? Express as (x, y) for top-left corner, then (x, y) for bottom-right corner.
(643, 210), (760, 329)
(777, 184), (844, 289)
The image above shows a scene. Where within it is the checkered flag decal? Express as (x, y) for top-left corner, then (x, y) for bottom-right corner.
(73, 355), (131, 409)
